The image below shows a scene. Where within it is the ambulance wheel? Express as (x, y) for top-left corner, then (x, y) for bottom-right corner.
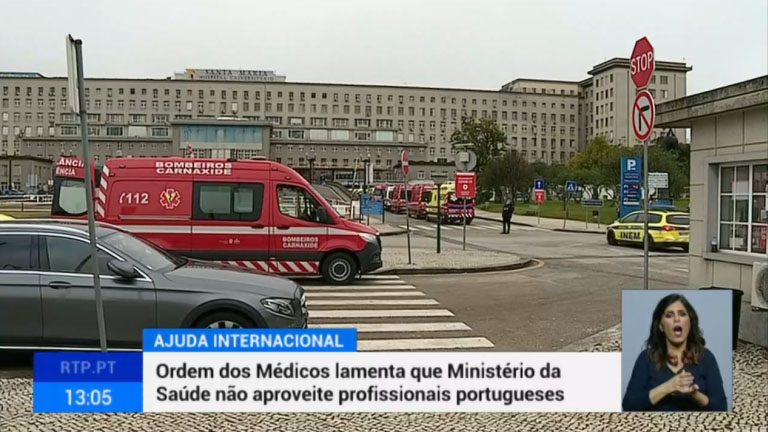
(425, 213), (431, 222)
(195, 311), (256, 329)
(465, 218), (473, 225)
(322, 252), (358, 285)
(607, 230), (617, 245)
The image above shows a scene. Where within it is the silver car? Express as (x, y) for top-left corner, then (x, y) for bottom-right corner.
(0, 220), (307, 350)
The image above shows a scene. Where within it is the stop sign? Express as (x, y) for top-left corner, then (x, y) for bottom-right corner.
(401, 150), (409, 176)
(630, 36), (655, 89)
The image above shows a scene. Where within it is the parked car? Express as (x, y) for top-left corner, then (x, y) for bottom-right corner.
(0, 219), (307, 350)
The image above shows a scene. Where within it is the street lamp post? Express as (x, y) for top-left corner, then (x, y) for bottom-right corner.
(306, 152), (316, 183)
(363, 154), (371, 225)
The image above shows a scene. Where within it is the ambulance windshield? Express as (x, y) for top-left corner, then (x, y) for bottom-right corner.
(53, 178), (88, 216)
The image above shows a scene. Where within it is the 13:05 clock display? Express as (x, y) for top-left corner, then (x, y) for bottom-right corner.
(65, 389), (113, 406)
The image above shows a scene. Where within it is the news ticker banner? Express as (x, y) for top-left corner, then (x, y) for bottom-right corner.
(34, 329), (622, 413)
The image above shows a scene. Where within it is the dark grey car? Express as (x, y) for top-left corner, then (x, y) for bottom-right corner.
(0, 220), (307, 350)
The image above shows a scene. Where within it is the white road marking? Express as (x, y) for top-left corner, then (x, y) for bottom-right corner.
(303, 285), (417, 291)
(399, 225), (419, 231)
(357, 337), (495, 351)
(415, 225), (435, 231)
(362, 279), (414, 285)
(309, 309), (455, 318)
(307, 299), (439, 306)
(309, 322), (472, 332)
(304, 285), (416, 291)
(305, 291), (425, 298)
(359, 275), (402, 280)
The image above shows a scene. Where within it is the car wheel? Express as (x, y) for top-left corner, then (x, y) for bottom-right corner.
(647, 235), (656, 251)
(322, 252), (358, 285)
(607, 230), (617, 245)
(195, 312), (255, 329)
(682, 244), (689, 253)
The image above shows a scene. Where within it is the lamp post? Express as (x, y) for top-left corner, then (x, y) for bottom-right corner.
(432, 172), (448, 254)
(362, 154), (371, 225)
(363, 153), (371, 193)
(306, 152), (316, 183)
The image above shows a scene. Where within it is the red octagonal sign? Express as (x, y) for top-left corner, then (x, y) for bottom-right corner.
(630, 37), (655, 89)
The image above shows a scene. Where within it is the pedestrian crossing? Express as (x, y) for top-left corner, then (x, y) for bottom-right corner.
(304, 276), (495, 351)
(399, 221), (545, 233)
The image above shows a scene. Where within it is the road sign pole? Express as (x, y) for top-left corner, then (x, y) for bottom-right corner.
(643, 138), (649, 290)
(563, 180), (567, 229)
(73, 38), (107, 352)
(537, 202), (540, 225)
(405, 174), (411, 264)
(462, 197), (466, 251)
(437, 185), (441, 254)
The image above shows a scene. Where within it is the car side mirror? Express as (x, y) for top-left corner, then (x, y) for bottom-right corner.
(107, 259), (139, 279)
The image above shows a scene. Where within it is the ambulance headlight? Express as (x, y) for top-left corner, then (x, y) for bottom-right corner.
(359, 233), (377, 243)
(261, 298), (295, 317)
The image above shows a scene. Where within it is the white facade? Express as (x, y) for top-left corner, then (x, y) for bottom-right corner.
(658, 76), (768, 347)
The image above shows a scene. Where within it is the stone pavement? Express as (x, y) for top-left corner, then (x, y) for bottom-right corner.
(2, 336), (765, 431)
(475, 209), (606, 234)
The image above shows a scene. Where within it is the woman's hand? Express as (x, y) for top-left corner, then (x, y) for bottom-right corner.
(649, 370), (694, 405)
(665, 371), (696, 394)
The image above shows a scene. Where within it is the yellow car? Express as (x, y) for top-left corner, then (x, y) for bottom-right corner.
(0, 213), (14, 221)
(607, 210), (689, 251)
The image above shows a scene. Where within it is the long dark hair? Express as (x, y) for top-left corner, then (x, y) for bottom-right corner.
(645, 294), (706, 369)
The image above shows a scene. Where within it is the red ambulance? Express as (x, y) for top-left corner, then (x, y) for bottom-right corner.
(51, 156), (382, 285)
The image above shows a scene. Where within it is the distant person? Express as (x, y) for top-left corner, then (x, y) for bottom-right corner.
(622, 294), (727, 411)
(501, 199), (514, 234)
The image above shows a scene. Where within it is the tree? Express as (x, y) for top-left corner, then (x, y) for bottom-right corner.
(478, 150), (531, 202)
(568, 136), (621, 198)
(450, 116), (506, 173)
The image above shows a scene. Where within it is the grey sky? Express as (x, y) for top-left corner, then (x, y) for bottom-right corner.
(3, 0), (766, 95)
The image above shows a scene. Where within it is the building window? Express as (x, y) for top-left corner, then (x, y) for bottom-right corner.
(106, 126), (124, 136)
(718, 163), (768, 254)
(151, 127), (169, 137)
(61, 126), (78, 136)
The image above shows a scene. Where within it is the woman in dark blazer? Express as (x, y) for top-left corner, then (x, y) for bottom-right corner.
(623, 294), (727, 411)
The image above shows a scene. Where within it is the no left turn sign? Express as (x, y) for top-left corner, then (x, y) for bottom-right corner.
(632, 90), (655, 141)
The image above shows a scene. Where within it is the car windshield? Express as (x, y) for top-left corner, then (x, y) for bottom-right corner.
(101, 231), (186, 272)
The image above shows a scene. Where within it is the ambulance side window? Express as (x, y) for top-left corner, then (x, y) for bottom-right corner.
(277, 185), (323, 223)
(192, 182), (264, 221)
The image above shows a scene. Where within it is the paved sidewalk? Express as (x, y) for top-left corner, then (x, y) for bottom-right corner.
(379, 246), (529, 274)
(475, 209), (606, 234)
(369, 221), (407, 236)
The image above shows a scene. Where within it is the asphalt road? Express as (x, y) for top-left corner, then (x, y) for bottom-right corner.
(0, 212), (689, 374)
(383, 211), (689, 351)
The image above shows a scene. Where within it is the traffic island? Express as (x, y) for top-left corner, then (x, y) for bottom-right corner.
(375, 248), (534, 275)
